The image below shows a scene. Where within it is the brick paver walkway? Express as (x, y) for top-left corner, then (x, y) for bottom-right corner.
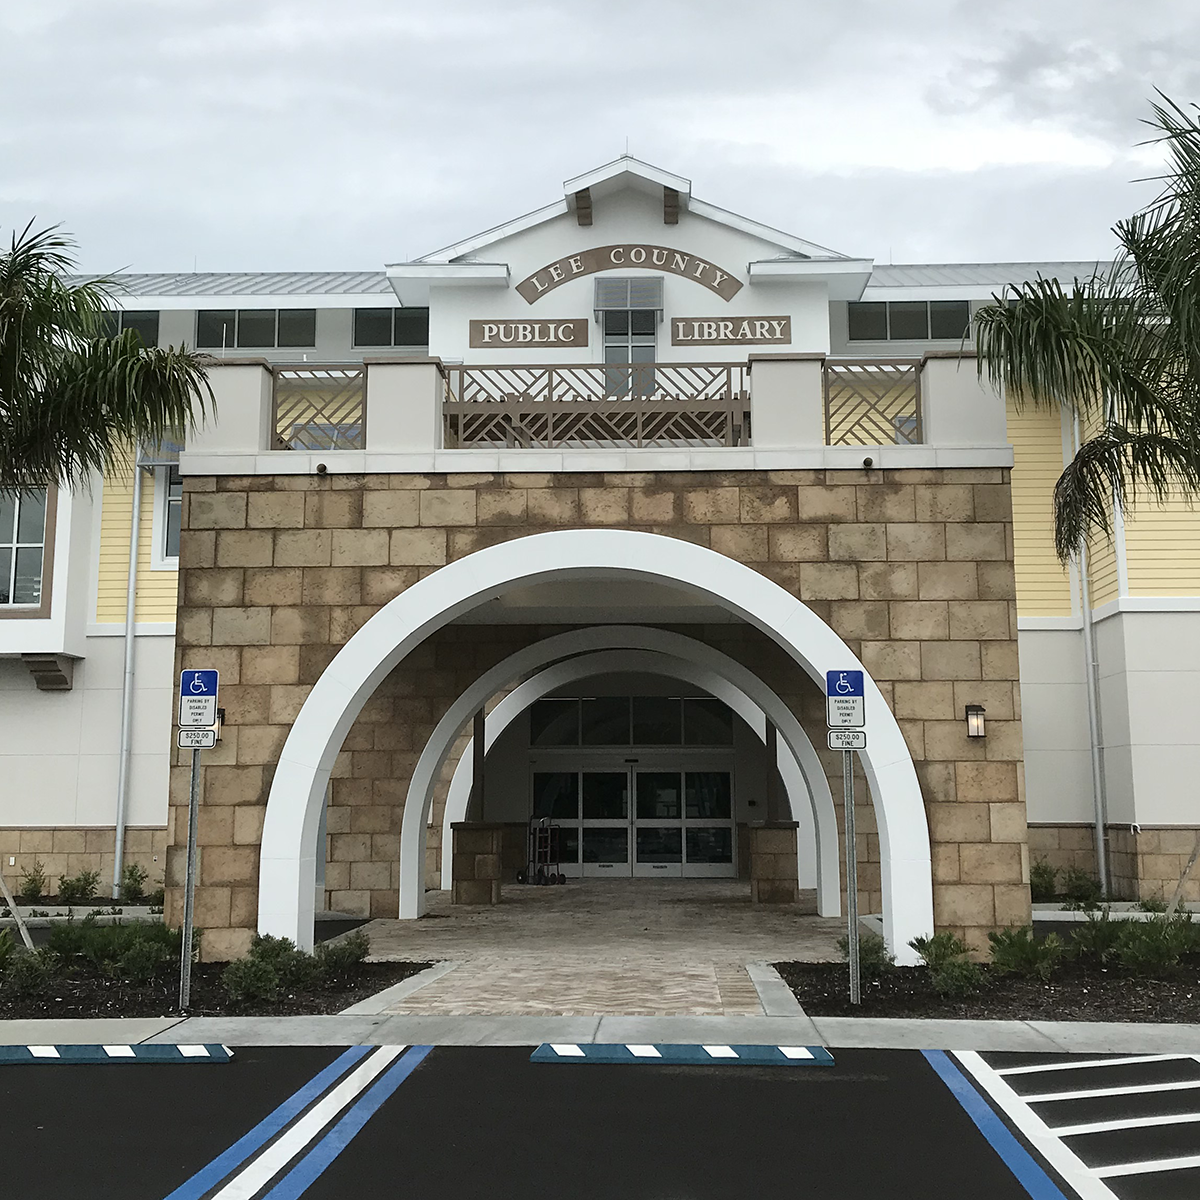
(361, 880), (843, 1016)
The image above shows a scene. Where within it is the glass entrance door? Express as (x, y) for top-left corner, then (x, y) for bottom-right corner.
(581, 771), (630, 877)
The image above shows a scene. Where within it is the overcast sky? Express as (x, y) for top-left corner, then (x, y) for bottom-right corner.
(3, 0), (1198, 274)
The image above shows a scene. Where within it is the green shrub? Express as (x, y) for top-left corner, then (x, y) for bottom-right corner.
(930, 957), (984, 997)
(1063, 866), (1103, 907)
(1029, 859), (1058, 904)
(5, 948), (60, 994)
(910, 931), (970, 970)
(1070, 908), (1128, 965)
(117, 938), (174, 983)
(1135, 897), (1168, 913)
(120, 864), (149, 903)
(836, 931), (894, 980)
(47, 918), (180, 977)
(315, 929), (370, 981)
(147, 886), (165, 908)
(57, 869), (101, 904)
(1114, 917), (1193, 975)
(988, 926), (1064, 980)
(0, 929), (14, 970)
(249, 934), (321, 989)
(221, 955), (280, 1003)
(16, 860), (46, 904)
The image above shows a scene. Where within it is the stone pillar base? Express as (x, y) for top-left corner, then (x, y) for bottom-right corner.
(748, 821), (799, 904)
(451, 822), (503, 905)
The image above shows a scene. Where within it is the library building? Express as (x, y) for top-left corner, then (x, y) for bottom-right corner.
(3, 156), (1198, 962)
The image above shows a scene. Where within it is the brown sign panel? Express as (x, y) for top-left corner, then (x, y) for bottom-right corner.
(671, 316), (792, 346)
(516, 244), (743, 304)
(469, 318), (590, 349)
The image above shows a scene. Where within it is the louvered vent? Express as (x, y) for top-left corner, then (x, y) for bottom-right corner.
(594, 276), (663, 311)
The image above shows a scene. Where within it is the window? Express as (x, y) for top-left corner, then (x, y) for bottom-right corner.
(847, 300), (971, 341)
(150, 465), (183, 568)
(353, 307), (430, 348)
(196, 309), (316, 349)
(528, 696), (733, 747)
(99, 311), (160, 346)
(0, 490), (47, 606)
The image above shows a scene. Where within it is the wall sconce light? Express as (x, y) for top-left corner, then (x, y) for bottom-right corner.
(965, 704), (986, 739)
(213, 707), (225, 743)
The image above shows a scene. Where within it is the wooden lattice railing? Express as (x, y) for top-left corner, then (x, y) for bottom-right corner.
(272, 366), (365, 451)
(443, 363), (751, 449)
(824, 359), (922, 445)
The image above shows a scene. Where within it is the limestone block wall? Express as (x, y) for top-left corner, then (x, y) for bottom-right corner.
(0, 827), (167, 898)
(169, 466), (1029, 958)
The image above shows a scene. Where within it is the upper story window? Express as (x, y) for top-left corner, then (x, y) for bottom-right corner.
(196, 309), (316, 350)
(0, 490), (48, 606)
(530, 696), (734, 748)
(99, 310), (160, 346)
(150, 465), (183, 570)
(847, 300), (971, 342)
(352, 307), (429, 348)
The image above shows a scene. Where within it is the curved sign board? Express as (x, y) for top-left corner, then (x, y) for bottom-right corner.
(516, 244), (743, 304)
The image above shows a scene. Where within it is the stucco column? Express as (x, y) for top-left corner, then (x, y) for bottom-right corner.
(364, 358), (444, 453)
(747, 354), (826, 447)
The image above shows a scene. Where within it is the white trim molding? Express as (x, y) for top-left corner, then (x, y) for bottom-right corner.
(1092, 596), (1200, 622)
(1016, 616), (1083, 631)
(86, 622), (176, 637)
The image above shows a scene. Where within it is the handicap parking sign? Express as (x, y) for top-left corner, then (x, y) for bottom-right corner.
(825, 670), (865, 728)
(179, 670), (219, 727)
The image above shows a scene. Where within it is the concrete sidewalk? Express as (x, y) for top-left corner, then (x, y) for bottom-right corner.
(4, 1012), (1200, 1053)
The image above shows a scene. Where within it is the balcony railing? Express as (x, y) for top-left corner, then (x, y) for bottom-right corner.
(272, 365), (365, 451)
(442, 363), (750, 449)
(824, 359), (921, 445)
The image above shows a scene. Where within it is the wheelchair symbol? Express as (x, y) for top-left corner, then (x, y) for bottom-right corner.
(834, 673), (853, 694)
(189, 673), (208, 694)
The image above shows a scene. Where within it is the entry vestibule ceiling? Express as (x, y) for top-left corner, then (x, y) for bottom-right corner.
(459, 578), (741, 624)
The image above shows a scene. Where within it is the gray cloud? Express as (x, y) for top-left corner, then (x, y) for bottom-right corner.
(0, 0), (1189, 272)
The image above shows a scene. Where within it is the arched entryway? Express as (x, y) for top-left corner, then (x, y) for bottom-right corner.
(258, 529), (932, 961)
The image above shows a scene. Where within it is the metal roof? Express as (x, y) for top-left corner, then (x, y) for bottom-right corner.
(71, 271), (392, 297)
(868, 262), (1112, 288)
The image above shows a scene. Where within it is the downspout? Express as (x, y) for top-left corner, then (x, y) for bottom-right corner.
(112, 457), (144, 899)
(1072, 409), (1110, 895)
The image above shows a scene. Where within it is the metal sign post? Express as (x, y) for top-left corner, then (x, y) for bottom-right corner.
(826, 671), (865, 1006)
(177, 669), (218, 1012)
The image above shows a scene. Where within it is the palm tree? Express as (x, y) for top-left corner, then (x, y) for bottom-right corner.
(974, 96), (1200, 561)
(0, 222), (210, 494)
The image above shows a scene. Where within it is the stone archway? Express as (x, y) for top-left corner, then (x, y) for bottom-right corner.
(258, 528), (932, 960)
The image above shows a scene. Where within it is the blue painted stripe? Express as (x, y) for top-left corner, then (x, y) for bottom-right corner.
(0, 1044), (233, 1064)
(262, 1045), (434, 1200)
(162, 1045), (372, 1200)
(922, 1051), (1067, 1200)
(530, 1043), (835, 1067)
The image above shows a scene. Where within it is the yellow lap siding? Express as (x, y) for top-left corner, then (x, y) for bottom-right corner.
(95, 463), (179, 624)
(1007, 401), (1074, 617)
(1123, 492), (1200, 596)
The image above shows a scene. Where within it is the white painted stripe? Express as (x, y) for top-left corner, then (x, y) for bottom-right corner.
(1025, 1078), (1200, 1104)
(103, 1045), (136, 1058)
(1094, 1152), (1200, 1178)
(703, 1045), (738, 1059)
(1053, 1110), (1200, 1137)
(779, 1047), (814, 1060)
(28, 1046), (58, 1058)
(178, 1045), (210, 1058)
(210, 1046), (405, 1200)
(626, 1045), (661, 1058)
(550, 1044), (585, 1057)
(954, 1052), (1117, 1200)
(997, 1054), (1189, 1076)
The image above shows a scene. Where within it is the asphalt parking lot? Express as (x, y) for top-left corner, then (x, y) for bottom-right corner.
(5, 1043), (1194, 1199)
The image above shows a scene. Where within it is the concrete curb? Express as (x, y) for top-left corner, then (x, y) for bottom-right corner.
(339, 961), (460, 1015)
(745, 961), (807, 1017)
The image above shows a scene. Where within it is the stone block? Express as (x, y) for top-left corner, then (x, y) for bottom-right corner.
(959, 843), (1024, 884)
(194, 886), (232, 928)
(331, 832), (372, 862)
(241, 567), (301, 607)
(981, 642), (1020, 680)
(200, 846), (258, 886)
(927, 802), (991, 843)
(362, 566), (419, 605)
(989, 802), (1028, 843)
(933, 883), (995, 928)
(886, 524), (946, 561)
(184, 569), (244, 607)
(332, 529), (390, 566)
(917, 761), (957, 804)
(952, 681), (1015, 721)
(247, 491), (305, 529)
(189, 492), (247, 530)
(946, 523), (1008, 561)
(994, 884), (1032, 927)
(973, 484), (1013, 522)
(932, 843), (960, 882)
(390, 528), (447, 566)
(917, 562), (978, 600)
(211, 607), (272, 646)
(769, 526), (828, 562)
(923, 720), (987, 761)
(955, 761), (1019, 802)
(271, 606), (330, 644)
(914, 485), (974, 523)
(976, 561), (1018, 599)
(921, 641), (981, 680)
(751, 879), (801, 904)
(740, 487), (798, 523)
(526, 488), (581, 525)
(472, 489), (526, 526)
(180, 530), (215, 569)
(362, 491), (420, 528)
(949, 601), (1012, 640)
(453, 879), (500, 905)
(828, 523), (887, 561)
(304, 491), (362, 528)
(829, 601), (890, 640)
(796, 486), (856, 521)
(888, 601), (949, 640)
(350, 861), (392, 891)
(859, 563), (919, 599)
(216, 530), (274, 568)
(302, 567), (362, 605)
(710, 525), (768, 562)
(200, 928), (254, 962)
(857, 484), (915, 523)
(275, 529), (332, 567)
(892, 681), (956, 721)
(196, 807), (234, 846)
(631, 488), (679, 524)
(983, 720), (1025, 762)
(682, 487), (739, 524)
(859, 641), (922, 680)
(419, 490), (476, 526)
(203, 764), (266, 807)
(799, 563), (859, 600)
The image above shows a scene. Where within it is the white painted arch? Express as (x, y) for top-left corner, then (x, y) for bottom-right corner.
(258, 528), (933, 959)
(435, 642), (839, 915)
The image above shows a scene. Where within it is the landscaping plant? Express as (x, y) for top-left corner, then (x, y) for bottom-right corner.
(1029, 859), (1058, 904)
(1114, 916), (1195, 975)
(220, 929), (371, 1003)
(16, 860), (46, 904)
(836, 931), (894, 980)
(909, 932), (983, 997)
(0, 929), (14, 970)
(1070, 908), (1129, 966)
(1063, 866), (1103, 908)
(47, 915), (181, 980)
(57, 869), (100, 904)
(120, 863), (149, 903)
(988, 926), (1064, 981)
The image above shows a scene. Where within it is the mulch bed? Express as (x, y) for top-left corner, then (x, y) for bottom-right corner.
(0, 961), (431, 1020)
(775, 960), (1200, 1022)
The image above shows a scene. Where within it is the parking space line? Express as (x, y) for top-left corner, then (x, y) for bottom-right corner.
(1052, 1110), (1200, 1137)
(1094, 1151), (1200, 1178)
(626, 1045), (662, 1057)
(997, 1055), (1192, 1077)
(1024, 1078), (1200, 1103)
